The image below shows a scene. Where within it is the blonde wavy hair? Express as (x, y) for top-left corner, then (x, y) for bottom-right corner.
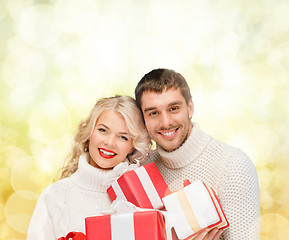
(59, 95), (152, 179)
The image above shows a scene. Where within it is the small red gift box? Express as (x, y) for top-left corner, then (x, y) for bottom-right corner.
(206, 186), (230, 231)
(85, 210), (168, 240)
(162, 180), (229, 240)
(107, 162), (171, 210)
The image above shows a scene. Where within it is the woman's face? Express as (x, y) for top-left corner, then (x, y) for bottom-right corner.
(88, 110), (134, 169)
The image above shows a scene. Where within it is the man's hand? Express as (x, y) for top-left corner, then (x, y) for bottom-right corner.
(192, 228), (223, 240)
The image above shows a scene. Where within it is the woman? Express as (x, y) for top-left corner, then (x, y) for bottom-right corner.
(27, 96), (151, 239)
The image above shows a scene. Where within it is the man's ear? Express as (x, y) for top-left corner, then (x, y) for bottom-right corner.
(188, 99), (194, 119)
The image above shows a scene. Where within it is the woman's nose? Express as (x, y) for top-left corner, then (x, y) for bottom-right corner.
(104, 134), (115, 147)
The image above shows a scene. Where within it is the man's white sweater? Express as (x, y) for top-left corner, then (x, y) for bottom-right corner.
(149, 123), (260, 239)
(27, 154), (125, 239)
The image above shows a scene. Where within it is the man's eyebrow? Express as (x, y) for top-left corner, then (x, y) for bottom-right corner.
(143, 101), (184, 113)
(143, 107), (157, 113)
(168, 101), (183, 106)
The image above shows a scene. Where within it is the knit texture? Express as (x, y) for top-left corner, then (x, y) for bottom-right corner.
(27, 154), (126, 239)
(149, 123), (260, 240)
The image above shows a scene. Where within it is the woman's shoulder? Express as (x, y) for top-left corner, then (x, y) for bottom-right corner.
(39, 177), (72, 201)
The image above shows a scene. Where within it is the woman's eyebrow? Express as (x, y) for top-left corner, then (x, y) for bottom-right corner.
(97, 123), (129, 135)
(96, 123), (109, 129)
(119, 132), (130, 135)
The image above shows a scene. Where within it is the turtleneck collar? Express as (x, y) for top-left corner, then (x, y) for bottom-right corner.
(70, 154), (130, 192)
(157, 122), (211, 169)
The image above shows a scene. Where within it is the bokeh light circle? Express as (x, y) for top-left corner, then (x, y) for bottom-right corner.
(2, 47), (46, 92)
(0, 1), (8, 21)
(1, 146), (28, 169)
(0, 202), (4, 222)
(31, 141), (71, 175)
(79, 30), (127, 82)
(0, 223), (12, 239)
(17, 4), (60, 47)
(10, 156), (40, 193)
(261, 213), (289, 239)
(55, 0), (98, 33)
(9, 89), (34, 107)
(6, 0), (34, 19)
(4, 190), (39, 233)
(29, 101), (71, 144)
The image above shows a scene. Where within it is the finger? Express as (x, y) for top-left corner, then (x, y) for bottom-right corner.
(203, 228), (218, 240)
(192, 230), (208, 240)
(212, 229), (223, 240)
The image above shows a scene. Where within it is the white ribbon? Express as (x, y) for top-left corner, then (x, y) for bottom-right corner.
(108, 164), (164, 209)
(163, 180), (220, 239)
(111, 213), (135, 240)
(107, 200), (174, 240)
(103, 159), (140, 189)
(111, 181), (128, 202)
(134, 166), (164, 209)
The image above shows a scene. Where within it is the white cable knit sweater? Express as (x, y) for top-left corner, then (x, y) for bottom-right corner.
(149, 123), (260, 240)
(27, 154), (128, 240)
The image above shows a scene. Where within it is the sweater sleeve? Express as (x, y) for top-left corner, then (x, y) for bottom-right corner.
(220, 148), (260, 240)
(26, 191), (56, 240)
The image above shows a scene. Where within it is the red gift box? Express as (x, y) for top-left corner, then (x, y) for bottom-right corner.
(85, 210), (169, 240)
(206, 186), (230, 231)
(107, 162), (171, 210)
(162, 180), (229, 240)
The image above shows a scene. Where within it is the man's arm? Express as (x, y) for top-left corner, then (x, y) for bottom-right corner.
(220, 149), (260, 239)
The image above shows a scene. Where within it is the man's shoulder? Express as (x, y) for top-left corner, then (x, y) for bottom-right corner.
(213, 138), (256, 169)
(211, 136), (247, 155)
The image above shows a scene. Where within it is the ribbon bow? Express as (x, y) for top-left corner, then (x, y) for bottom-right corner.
(58, 231), (86, 240)
(103, 160), (140, 189)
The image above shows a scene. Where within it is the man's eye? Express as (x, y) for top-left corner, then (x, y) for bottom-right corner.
(149, 111), (158, 116)
(170, 106), (179, 112)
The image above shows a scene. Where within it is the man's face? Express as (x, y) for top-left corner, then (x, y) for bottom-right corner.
(140, 88), (194, 152)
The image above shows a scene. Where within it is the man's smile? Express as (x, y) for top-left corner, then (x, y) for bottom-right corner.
(158, 127), (179, 139)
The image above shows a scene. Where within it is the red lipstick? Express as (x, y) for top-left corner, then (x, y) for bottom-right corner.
(98, 148), (117, 159)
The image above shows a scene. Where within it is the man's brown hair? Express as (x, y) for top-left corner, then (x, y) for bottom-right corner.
(135, 68), (192, 109)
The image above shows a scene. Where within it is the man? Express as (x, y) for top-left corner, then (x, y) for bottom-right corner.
(135, 69), (260, 240)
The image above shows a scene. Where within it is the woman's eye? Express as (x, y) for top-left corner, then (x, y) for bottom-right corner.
(98, 128), (107, 133)
(120, 136), (128, 141)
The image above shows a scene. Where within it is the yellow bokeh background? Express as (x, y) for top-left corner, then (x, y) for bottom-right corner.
(1, 0), (288, 239)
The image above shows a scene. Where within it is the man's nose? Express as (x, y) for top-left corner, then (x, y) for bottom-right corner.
(160, 112), (172, 129)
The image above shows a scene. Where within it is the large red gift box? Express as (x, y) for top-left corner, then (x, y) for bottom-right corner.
(107, 162), (171, 210)
(85, 210), (168, 240)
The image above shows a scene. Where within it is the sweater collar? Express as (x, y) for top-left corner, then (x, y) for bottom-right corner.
(70, 154), (128, 192)
(157, 123), (211, 169)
